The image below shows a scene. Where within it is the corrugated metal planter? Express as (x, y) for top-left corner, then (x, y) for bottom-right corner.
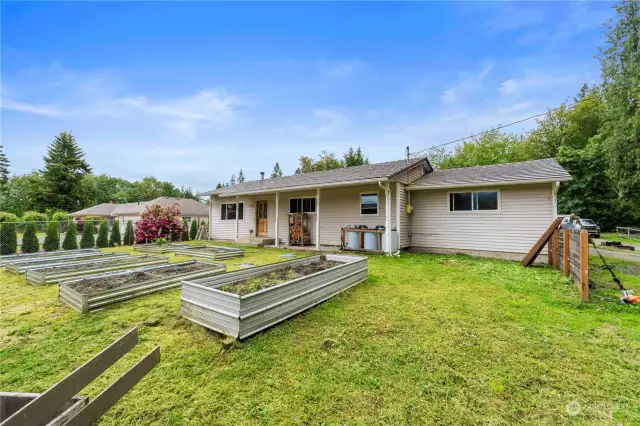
(180, 254), (368, 339)
(5, 252), (129, 274)
(132, 243), (190, 254)
(59, 260), (227, 313)
(26, 255), (168, 285)
(0, 248), (99, 266)
(0, 392), (88, 425)
(173, 246), (244, 261)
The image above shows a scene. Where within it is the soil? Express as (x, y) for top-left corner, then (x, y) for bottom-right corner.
(219, 260), (342, 296)
(65, 263), (214, 294)
(38, 257), (146, 273)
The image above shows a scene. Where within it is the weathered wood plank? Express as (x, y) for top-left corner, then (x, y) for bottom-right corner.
(563, 229), (570, 277)
(522, 216), (563, 266)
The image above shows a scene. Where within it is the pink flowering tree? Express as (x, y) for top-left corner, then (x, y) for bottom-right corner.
(134, 203), (183, 244)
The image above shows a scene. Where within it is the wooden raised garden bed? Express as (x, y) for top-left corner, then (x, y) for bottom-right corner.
(0, 248), (99, 266)
(173, 245), (244, 261)
(132, 243), (190, 254)
(180, 254), (368, 339)
(26, 255), (168, 285)
(59, 260), (226, 313)
(5, 252), (129, 275)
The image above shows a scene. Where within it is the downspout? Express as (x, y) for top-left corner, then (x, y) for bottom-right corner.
(552, 181), (560, 217)
(378, 180), (392, 255)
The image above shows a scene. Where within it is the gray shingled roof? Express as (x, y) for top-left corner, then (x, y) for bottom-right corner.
(69, 203), (120, 217)
(410, 158), (571, 189)
(110, 197), (208, 216)
(204, 158), (429, 196)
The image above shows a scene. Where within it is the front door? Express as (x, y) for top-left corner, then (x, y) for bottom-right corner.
(256, 200), (268, 237)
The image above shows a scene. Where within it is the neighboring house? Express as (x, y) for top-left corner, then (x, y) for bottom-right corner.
(200, 158), (571, 260)
(70, 197), (208, 227)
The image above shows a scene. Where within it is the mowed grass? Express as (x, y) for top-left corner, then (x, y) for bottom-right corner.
(600, 232), (640, 248)
(1, 246), (639, 425)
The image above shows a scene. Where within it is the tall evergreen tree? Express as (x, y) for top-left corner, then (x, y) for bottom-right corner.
(39, 132), (91, 211)
(229, 174), (236, 185)
(80, 222), (95, 248)
(237, 169), (245, 183)
(0, 222), (17, 255)
(96, 221), (109, 248)
(0, 144), (10, 194)
(181, 219), (190, 241)
(123, 220), (134, 246)
(43, 221), (60, 251)
(598, 0), (640, 220)
(343, 146), (370, 167)
(189, 219), (198, 240)
(21, 222), (39, 253)
(62, 221), (78, 250)
(271, 162), (283, 178)
(109, 221), (122, 247)
(216, 182), (223, 189)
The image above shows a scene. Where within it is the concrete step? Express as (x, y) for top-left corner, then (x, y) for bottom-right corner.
(236, 237), (275, 247)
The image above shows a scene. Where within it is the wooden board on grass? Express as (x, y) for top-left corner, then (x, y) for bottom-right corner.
(521, 217), (564, 267)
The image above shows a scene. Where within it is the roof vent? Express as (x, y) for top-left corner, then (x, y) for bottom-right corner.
(260, 172), (265, 180)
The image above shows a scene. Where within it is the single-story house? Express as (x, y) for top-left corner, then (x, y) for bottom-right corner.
(200, 157), (571, 260)
(70, 197), (208, 228)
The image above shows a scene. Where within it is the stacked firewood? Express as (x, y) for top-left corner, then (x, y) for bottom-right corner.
(289, 222), (311, 245)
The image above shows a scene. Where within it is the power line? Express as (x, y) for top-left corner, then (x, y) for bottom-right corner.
(409, 95), (594, 158)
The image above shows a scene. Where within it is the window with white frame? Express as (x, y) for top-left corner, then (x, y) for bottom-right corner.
(220, 203), (244, 220)
(449, 191), (499, 212)
(289, 197), (316, 213)
(360, 193), (379, 215)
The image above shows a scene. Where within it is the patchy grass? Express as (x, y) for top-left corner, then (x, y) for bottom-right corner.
(589, 253), (640, 302)
(600, 232), (640, 248)
(1, 248), (639, 425)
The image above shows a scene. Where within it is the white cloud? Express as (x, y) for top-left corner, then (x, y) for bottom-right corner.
(486, 4), (545, 34)
(321, 58), (365, 78)
(309, 109), (348, 138)
(440, 62), (493, 104)
(1, 98), (65, 117)
(498, 69), (591, 97)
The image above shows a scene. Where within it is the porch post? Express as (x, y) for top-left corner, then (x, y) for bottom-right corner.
(275, 192), (280, 248)
(235, 196), (239, 241)
(316, 188), (321, 250)
(395, 182), (401, 248)
(385, 185), (392, 255)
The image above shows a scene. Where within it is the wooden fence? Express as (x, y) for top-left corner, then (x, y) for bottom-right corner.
(552, 228), (589, 301)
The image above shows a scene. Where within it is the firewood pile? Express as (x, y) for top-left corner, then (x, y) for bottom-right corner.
(289, 213), (311, 246)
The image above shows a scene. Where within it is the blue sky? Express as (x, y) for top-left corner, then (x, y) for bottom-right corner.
(1, 1), (613, 193)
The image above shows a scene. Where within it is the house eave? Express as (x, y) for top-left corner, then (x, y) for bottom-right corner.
(406, 176), (572, 191)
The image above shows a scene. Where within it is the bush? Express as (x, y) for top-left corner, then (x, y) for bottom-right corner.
(189, 219), (198, 240)
(43, 221), (59, 252)
(21, 222), (40, 253)
(96, 221), (109, 248)
(78, 215), (101, 233)
(123, 220), (134, 246)
(62, 221), (78, 250)
(0, 222), (17, 254)
(109, 221), (122, 247)
(21, 211), (48, 222)
(181, 219), (189, 241)
(0, 212), (19, 223)
(135, 203), (182, 244)
(51, 211), (70, 221)
(80, 222), (95, 248)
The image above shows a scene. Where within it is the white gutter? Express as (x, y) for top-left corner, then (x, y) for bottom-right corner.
(202, 177), (388, 198)
(406, 177), (572, 191)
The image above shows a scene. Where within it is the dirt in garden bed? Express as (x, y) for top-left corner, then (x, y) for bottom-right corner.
(37, 257), (148, 273)
(65, 263), (214, 294)
(219, 260), (342, 296)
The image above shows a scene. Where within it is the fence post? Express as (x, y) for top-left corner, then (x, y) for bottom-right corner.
(579, 231), (589, 301)
(563, 229), (570, 276)
(547, 240), (553, 265)
(552, 230), (559, 270)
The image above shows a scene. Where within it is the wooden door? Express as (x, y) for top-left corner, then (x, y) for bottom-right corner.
(256, 201), (268, 237)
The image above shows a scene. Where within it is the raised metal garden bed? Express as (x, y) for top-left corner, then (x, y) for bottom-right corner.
(180, 254), (368, 339)
(132, 243), (190, 254)
(59, 260), (227, 313)
(26, 255), (168, 285)
(173, 245), (245, 261)
(5, 252), (129, 274)
(0, 248), (99, 266)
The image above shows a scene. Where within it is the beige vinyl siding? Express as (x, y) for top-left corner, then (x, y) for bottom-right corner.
(397, 183), (410, 248)
(409, 183), (553, 254)
(393, 163), (426, 184)
(210, 196), (256, 241)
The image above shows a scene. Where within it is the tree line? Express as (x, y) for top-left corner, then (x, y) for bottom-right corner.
(426, 0), (639, 230)
(0, 132), (199, 217)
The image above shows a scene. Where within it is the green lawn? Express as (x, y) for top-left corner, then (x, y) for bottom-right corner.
(600, 232), (640, 247)
(1, 246), (639, 425)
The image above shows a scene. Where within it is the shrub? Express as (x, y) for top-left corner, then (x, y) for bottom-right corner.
(62, 221), (78, 250)
(21, 211), (48, 222)
(109, 221), (122, 247)
(123, 220), (134, 246)
(51, 211), (70, 221)
(135, 203), (182, 244)
(78, 215), (101, 233)
(43, 221), (60, 252)
(0, 222), (17, 254)
(21, 222), (40, 253)
(181, 219), (189, 241)
(0, 212), (19, 223)
(189, 219), (198, 240)
(80, 222), (95, 248)
(96, 221), (109, 248)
